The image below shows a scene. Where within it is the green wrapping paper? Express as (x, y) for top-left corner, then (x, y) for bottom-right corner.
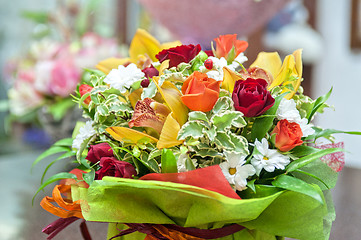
(72, 176), (333, 240)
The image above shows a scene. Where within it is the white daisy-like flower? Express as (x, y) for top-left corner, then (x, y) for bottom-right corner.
(276, 98), (315, 137)
(251, 138), (290, 175)
(104, 63), (145, 93)
(220, 151), (256, 191)
(177, 153), (198, 172)
(72, 120), (96, 150)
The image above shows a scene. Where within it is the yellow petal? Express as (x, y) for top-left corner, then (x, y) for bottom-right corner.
(157, 113), (183, 149)
(153, 78), (189, 126)
(160, 41), (182, 50)
(96, 58), (130, 74)
(129, 29), (161, 62)
(250, 52), (282, 81)
(128, 88), (143, 109)
(270, 54), (295, 89)
(106, 127), (158, 144)
(222, 67), (243, 93)
(159, 60), (170, 76)
(283, 49), (303, 99)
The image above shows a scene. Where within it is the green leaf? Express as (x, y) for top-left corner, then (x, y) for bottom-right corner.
(202, 127), (217, 142)
(32, 172), (77, 205)
(304, 127), (361, 140)
(83, 169), (96, 185)
(246, 179), (256, 193)
(290, 145), (321, 158)
(48, 98), (76, 121)
(226, 46), (236, 64)
(307, 88), (332, 122)
(212, 110), (246, 130)
(292, 169), (330, 189)
(286, 148), (343, 173)
(212, 97), (233, 115)
(53, 138), (74, 147)
(79, 92), (91, 106)
(188, 111), (209, 122)
(250, 93), (287, 142)
(41, 151), (76, 184)
(177, 121), (206, 140)
(32, 146), (69, 170)
(185, 157), (196, 171)
(141, 80), (157, 99)
(229, 133), (249, 154)
(21, 10), (49, 24)
(161, 149), (178, 173)
(272, 175), (324, 204)
(214, 132), (235, 149)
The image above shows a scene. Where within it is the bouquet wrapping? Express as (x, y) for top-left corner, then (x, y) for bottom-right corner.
(34, 29), (360, 240)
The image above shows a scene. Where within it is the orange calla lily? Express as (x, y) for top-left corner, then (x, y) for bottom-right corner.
(250, 49), (303, 99)
(40, 184), (83, 219)
(96, 29), (181, 74)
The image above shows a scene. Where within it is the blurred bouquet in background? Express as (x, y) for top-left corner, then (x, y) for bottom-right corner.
(3, 1), (120, 144)
(34, 29), (361, 240)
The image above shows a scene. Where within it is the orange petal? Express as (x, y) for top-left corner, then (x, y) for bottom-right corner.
(181, 87), (219, 112)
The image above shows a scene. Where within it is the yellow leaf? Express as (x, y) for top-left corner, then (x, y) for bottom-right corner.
(250, 52), (282, 80)
(157, 113), (183, 149)
(106, 127), (158, 144)
(96, 57), (130, 74)
(153, 79), (189, 126)
(222, 67), (243, 93)
(129, 29), (161, 62)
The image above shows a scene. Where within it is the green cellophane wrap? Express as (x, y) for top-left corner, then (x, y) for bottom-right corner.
(71, 171), (335, 240)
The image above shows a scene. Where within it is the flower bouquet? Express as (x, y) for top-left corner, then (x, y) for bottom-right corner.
(34, 29), (360, 240)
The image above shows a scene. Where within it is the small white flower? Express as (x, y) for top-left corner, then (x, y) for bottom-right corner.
(277, 99), (301, 122)
(228, 53), (248, 70)
(104, 63), (144, 93)
(220, 151), (256, 191)
(203, 57), (228, 81)
(177, 153), (198, 172)
(276, 98), (315, 137)
(72, 121), (96, 150)
(251, 138), (290, 175)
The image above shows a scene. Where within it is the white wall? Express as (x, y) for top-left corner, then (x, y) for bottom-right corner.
(314, 0), (361, 168)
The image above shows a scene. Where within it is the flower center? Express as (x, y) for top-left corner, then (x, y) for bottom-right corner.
(229, 168), (237, 175)
(263, 156), (269, 161)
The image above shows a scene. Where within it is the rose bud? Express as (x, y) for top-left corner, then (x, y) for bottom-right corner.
(214, 34), (248, 60)
(272, 119), (303, 152)
(86, 143), (114, 164)
(181, 71), (221, 112)
(96, 157), (137, 180)
(79, 84), (93, 104)
(156, 44), (201, 68)
(232, 78), (275, 117)
(142, 65), (159, 79)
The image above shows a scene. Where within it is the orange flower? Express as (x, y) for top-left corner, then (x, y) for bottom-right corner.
(214, 34), (248, 60)
(272, 119), (303, 152)
(181, 71), (220, 112)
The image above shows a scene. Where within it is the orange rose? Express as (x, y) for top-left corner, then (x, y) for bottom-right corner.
(272, 119), (303, 152)
(181, 71), (220, 112)
(214, 34), (248, 60)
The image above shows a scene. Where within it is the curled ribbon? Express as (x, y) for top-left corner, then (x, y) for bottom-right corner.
(40, 184), (83, 219)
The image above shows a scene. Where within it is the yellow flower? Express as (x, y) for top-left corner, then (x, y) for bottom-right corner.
(250, 49), (303, 99)
(96, 29), (181, 74)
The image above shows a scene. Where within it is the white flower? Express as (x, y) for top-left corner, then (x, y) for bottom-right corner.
(220, 151), (256, 191)
(72, 121), (96, 150)
(251, 139), (290, 175)
(276, 98), (315, 137)
(177, 153), (198, 172)
(203, 57), (228, 81)
(228, 53), (248, 70)
(104, 63), (144, 93)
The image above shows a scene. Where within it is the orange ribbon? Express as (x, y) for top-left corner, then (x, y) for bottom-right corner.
(40, 184), (83, 219)
(144, 225), (203, 240)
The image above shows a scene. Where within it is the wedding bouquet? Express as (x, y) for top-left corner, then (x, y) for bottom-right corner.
(34, 29), (360, 240)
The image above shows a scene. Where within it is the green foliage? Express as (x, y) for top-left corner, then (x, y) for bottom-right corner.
(307, 88), (332, 122)
(161, 149), (178, 173)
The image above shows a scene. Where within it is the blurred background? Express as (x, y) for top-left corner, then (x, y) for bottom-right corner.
(0, 0), (360, 239)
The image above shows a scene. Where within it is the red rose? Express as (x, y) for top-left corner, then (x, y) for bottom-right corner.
(96, 157), (137, 180)
(181, 71), (221, 112)
(232, 78), (275, 117)
(86, 143), (114, 164)
(156, 44), (201, 68)
(79, 84), (93, 104)
(272, 119), (303, 152)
